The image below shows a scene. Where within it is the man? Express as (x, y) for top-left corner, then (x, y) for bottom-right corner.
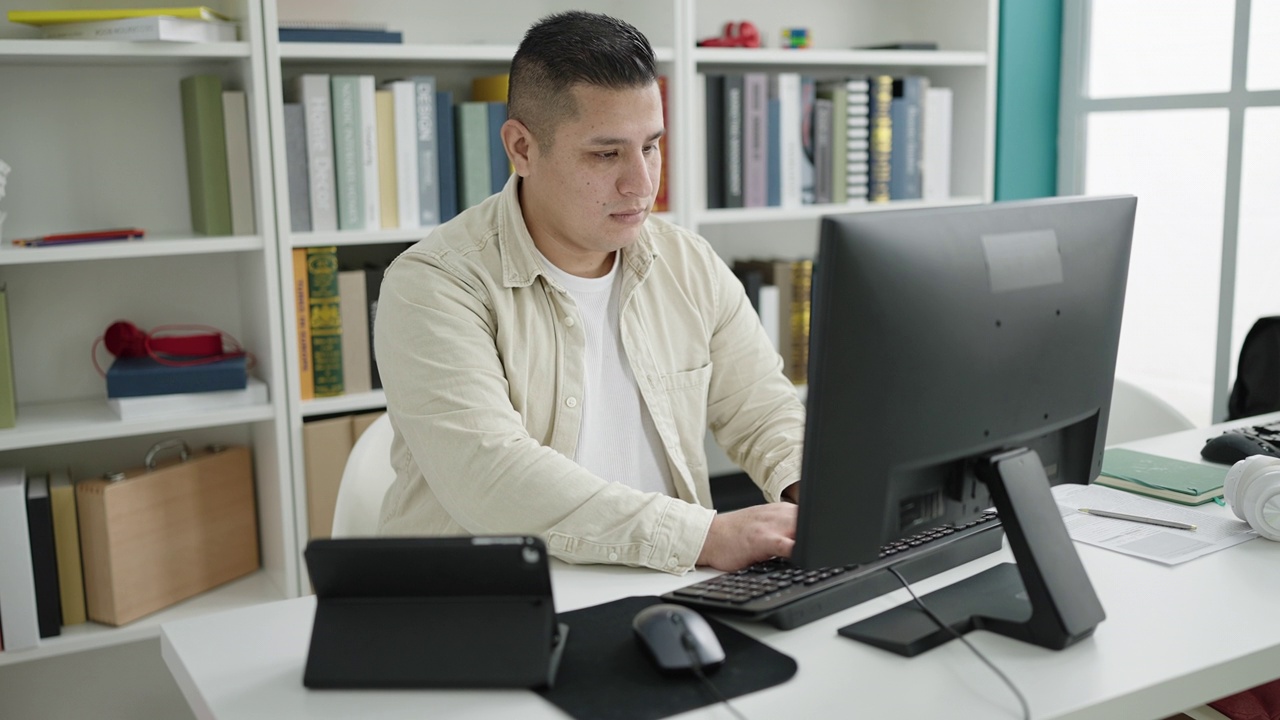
(376, 11), (805, 574)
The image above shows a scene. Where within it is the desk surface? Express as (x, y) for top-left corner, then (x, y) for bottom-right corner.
(162, 416), (1280, 720)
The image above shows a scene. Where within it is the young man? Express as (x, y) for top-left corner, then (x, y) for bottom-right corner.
(376, 11), (804, 574)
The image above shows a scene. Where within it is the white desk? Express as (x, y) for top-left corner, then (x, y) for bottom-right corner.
(162, 417), (1280, 720)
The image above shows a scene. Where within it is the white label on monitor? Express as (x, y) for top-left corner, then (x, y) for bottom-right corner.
(981, 229), (1063, 293)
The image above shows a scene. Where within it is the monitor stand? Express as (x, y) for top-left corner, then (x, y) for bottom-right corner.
(838, 448), (1106, 657)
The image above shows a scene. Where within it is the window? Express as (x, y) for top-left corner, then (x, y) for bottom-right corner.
(1060, 0), (1280, 424)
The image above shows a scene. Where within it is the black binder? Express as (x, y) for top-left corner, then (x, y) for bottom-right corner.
(303, 536), (567, 689)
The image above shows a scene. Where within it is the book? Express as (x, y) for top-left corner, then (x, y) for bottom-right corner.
(0, 467), (40, 651)
(38, 16), (236, 42)
(470, 74), (509, 103)
(330, 75), (364, 231)
(410, 76), (438, 226)
(799, 75), (816, 205)
(888, 76), (926, 200)
(868, 75), (894, 203)
(307, 246), (343, 397)
(374, 89), (398, 229)
(742, 72), (768, 208)
(107, 377), (268, 420)
(455, 101), (491, 210)
(486, 101), (509, 194)
(922, 86), (953, 201)
(278, 28), (402, 43)
(812, 97), (833, 204)
(8, 7), (229, 25)
(1097, 449), (1228, 506)
(179, 74), (232, 236)
(282, 103), (312, 232)
(654, 75), (670, 213)
(385, 79), (419, 229)
(221, 90), (255, 235)
(358, 76), (381, 230)
(0, 284), (14, 429)
(773, 72), (803, 208)
(364, 266), (384, 390)
(295, 74), (338, 232)
(105, 355), (248, 398)
(48, 468), (86, 627)
(787, 260), (813, 385)
(435, 90), (458, 223)
(26, 473), (62, 638)
(11, 227), (145, 247)
(703, 74), (725, 209)
(292, 248), (314, 400)
(766, 94), (781, 207)
(722, 73), (744, 209)
(816, 80), (849, 204)
(337, 270), (372, 395)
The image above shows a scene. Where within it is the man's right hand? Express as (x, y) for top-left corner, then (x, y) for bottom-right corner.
(696, 502), (798, 571)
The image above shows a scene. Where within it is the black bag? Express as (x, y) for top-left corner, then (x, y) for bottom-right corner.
(1228, 316), (1280, 420)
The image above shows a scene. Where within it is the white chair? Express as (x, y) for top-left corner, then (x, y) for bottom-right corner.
(331, 412), (396, 537)
(1105, 377), (1196, 447)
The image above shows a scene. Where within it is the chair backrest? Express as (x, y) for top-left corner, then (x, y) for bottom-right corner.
(1228, 315), (1280, 421)
(1105, 378), (1195, 446)
(331, 413), (396, 537)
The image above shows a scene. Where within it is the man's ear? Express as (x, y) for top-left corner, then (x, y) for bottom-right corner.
(502, 118), (535, 177)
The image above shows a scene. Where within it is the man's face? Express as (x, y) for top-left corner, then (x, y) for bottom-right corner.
(517, 82), (664, 276)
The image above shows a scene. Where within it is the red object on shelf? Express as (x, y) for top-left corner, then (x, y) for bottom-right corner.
(697, 21), (761, 48)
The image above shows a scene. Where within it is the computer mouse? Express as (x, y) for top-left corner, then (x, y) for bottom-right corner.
(1200, 432), (1280, 465)
(632, 603), (726, 674)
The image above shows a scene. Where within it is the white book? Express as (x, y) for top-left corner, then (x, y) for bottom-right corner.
(0, 467), (40, 651)
(337, 271), (372, 395)
(295, 75), (338, 232)
(39, 16), (237, 42)
(107, 378), (268, 420)
(386, 80), (420, 229)
(221, 90), (255, 236)
(358, 76), (381, 231)
(774, 72), (803, 209)
(758, 285), (781, 353)
(923, 86), (953, 201)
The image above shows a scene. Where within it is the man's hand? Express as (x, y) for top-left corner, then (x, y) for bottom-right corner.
(696, 502), (798, 571)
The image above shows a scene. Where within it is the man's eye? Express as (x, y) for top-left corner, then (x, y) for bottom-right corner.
(596, 151), (619, 159)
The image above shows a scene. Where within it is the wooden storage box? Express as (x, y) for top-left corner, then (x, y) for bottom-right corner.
(76, 442), (259, 626)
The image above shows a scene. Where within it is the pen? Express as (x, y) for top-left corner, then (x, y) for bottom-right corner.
(1078, 508), (1197, 531)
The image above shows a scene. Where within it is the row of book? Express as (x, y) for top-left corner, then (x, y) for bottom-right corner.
(732, 258), (813, 385)
(284, 73), (509, 235)
(0, 468), (83, 651)
(704, 72), (951, 209)
(181, 75), (256, 237)
(292, 247), (384, 400)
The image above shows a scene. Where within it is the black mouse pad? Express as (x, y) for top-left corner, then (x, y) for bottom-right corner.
(537, 595), (797, 720)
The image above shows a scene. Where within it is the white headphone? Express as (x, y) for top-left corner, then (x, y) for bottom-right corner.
(1223, 455), (1280, 541)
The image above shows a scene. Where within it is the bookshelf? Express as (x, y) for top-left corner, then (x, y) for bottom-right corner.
(0, 0), (997, 664)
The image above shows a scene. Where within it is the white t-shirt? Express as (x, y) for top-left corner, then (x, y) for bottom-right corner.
(538, 252), (674, 496)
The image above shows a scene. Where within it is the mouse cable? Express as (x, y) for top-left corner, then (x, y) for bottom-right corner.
(886, 565), (1031, 720)
(681, 634), (750, 720)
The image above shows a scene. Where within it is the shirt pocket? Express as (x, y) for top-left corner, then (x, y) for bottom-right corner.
(659, 362), (713, 471)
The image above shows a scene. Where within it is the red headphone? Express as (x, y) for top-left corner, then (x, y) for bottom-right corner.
(93, 320), (248, 376)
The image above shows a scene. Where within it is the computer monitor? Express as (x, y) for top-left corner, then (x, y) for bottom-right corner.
(796, 195), (1136, 656)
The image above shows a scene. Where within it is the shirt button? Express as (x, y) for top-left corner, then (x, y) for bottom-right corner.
(564, 316), (576, 327)
(666, 557), (678, 568)
(565, 396), (578, 408)
(608, 552), (619, 561)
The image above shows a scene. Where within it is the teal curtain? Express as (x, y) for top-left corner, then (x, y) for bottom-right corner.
(995, 0), (1063, 200)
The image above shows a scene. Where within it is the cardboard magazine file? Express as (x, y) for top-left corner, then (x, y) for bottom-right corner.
(76, 441), (259, 626)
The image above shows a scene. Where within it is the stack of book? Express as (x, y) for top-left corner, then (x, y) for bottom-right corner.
(8, 6), (237, 43)
(105, 353), (265, 421)
(703, 71), (953, 209)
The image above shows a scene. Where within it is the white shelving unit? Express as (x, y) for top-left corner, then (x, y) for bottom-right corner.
(0, 0), (295, 666)
(0, 0), (998, 664)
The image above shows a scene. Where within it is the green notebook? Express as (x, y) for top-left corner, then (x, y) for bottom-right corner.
(1097, 448), (1228, 505)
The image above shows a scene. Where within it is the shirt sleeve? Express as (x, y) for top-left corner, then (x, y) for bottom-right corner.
(703, 251), (807, 502)
(375, 247), (715, 574)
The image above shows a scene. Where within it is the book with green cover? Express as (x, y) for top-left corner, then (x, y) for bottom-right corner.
(330, 75), (365, 231)
(307, 246), (344, 397)
(1097, 448), (1228, 505)
(180, 74), (232, 236)
(454, 101), (491, 210)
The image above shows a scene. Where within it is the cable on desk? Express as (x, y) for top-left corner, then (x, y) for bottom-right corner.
(679, 627), (750, 720)
(886, 565), (1031, 720)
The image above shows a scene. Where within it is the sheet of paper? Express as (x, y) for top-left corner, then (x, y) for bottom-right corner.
(1052, 483), (1256, 565)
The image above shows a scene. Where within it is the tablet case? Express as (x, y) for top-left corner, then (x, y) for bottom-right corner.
(303, 536), (567, 689)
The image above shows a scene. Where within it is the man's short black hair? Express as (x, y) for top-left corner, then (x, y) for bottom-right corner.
(508, 11), (658, 148)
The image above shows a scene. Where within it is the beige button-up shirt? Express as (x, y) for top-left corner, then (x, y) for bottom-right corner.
(375, 176), (805, 574)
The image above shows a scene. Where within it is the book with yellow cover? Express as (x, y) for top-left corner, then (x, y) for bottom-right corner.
(8, 6), (229, 26)
(49, 468), (87, 626)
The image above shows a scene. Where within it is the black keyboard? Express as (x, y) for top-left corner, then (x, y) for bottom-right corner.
(662, 511), (1003, 630)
